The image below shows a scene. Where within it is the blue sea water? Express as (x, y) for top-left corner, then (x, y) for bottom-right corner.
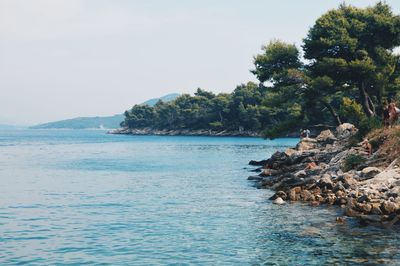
(0, 129), (399, 265)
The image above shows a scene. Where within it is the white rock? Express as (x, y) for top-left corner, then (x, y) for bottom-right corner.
(273, 197), (286, 205)
(361, 167), (381, 179)
(336, 123), (357, 139)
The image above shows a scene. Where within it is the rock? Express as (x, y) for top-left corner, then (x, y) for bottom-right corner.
(345, 207), (362, 217)
(364, 169), (400, 186)
(336, 123), (357, 139)
(317, 174), (333, 189)
(371, 204), (383, 215)
(387, 188), (400, 199)
(356, 203), (372, 213)
(296, 139), (317, 151)
(300, 190), (312, 201)
(336, 217), (345, 223)
(335, 190), (346, 199)
(289, 188), (297, 201)
(315, 194), (325, 203)
(262, 168), (281, 177)
(273, 197), (285, 205)
(269, 191), (287, 200)
(357, 194), (370, 203)
(249, 167), (263, 173)
(359, 215), (383, 223)
(316, 130), (337, 144)
(294, 170), (307, 178)
(381, 201), (398, 214)
(361, 167), (381, 180)
(249, 160), (268, 166)
(326, 193), (337, 205)
(342, 173), (357, 188)
(310, 201), (320, 207)
(333, 181), (345, 193)
(284, 148), (298, 157)
(247, 176), (263, 181)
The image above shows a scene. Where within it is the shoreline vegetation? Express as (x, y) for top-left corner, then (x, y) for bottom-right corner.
(121, 2), (400, 140)
(248, 124), (400, 227)
(108, 127), (264, 137)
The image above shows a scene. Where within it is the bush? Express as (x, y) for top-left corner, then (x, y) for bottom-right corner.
(262, 120), (299, 139)
(354, 117), (382, 141)
(343, 154), (367, 172)
(339, 97), (366, 126)
(209, 121), (223, 130)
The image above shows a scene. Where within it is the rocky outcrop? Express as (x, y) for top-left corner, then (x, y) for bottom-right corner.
(248, 124), (400, 227)
(109, 127), (262, 137)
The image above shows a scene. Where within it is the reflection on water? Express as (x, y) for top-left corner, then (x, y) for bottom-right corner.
(0, 129), (398, 265)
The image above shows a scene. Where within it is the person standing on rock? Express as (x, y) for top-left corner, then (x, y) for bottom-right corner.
(300, 129), (310, 138)
(300, 129), (305, 138)
(304, 129), (310, 138)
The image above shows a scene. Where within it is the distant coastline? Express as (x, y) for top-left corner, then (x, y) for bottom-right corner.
(108, 127), (266, 137)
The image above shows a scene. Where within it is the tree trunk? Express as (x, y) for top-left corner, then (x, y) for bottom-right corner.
(376, 88), (383, 116)
(218, 111), (223, 123)
(321, 99), (342, 126)
(359, 82), (375, 117)
(367, 95), (376, 115)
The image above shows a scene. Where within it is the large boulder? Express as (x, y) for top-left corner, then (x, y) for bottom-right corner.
(316, 130), (337, 144)
(296, 138), (317, 151)
(284, 148), (298, 157)
(317, 174), (333, 189)
(336, 123), (357, 139)
(361, 169), (400, 189)
(381, 201), (398, 214)
(361, 167), (381, 180)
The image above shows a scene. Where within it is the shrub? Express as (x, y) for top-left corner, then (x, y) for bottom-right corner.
(354, 117), (382, 141)
(343, 154), (367, 172)
(209, 121), (223, 130)
(262, 120), (299, 139)
(339, 97), (366, 126)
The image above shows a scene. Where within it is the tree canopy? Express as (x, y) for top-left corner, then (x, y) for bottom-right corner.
(123, 2), (400, 138)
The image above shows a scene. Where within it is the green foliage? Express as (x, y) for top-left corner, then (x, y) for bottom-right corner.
(123, 82), (269, 132)
(339, 97), (366, 126)
(304, 2), (400, 117)
(354, 117), (382, 141)
(262, 119), (299, 139)
(252, 40), (302, 84)
(343, 154), (367, 172)
(209, 121), (223, 130)
(122, 2), (400, 137)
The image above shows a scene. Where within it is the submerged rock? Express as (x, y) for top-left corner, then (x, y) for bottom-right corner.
(273, 197), (285, 205)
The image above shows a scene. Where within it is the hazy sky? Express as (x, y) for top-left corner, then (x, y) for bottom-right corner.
(1, 0), (400, 125)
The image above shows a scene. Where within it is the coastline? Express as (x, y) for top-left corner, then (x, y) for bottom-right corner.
(248, 123), (400, 227)
(108, 127), (265, 137)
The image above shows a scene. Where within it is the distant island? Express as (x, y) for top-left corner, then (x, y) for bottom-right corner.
(31, 114), (125, 130)
(31, 93), (179, 129)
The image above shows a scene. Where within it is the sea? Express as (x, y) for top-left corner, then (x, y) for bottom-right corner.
(0, 129), (399, 265)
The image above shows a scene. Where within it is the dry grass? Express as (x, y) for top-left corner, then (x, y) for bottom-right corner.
(367, 125), (400, 165)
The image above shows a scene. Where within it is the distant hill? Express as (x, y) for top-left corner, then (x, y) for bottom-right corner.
(142, 93), (180, 106)
(31, 93), (179, 129)
(31, 114), (125, 129)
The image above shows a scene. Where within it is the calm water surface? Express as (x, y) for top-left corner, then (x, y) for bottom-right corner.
(0, 129), (399, 265)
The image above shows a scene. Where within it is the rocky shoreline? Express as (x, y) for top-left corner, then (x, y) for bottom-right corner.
(248, 123), (400, 227)
(108, 127), (263, 137)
